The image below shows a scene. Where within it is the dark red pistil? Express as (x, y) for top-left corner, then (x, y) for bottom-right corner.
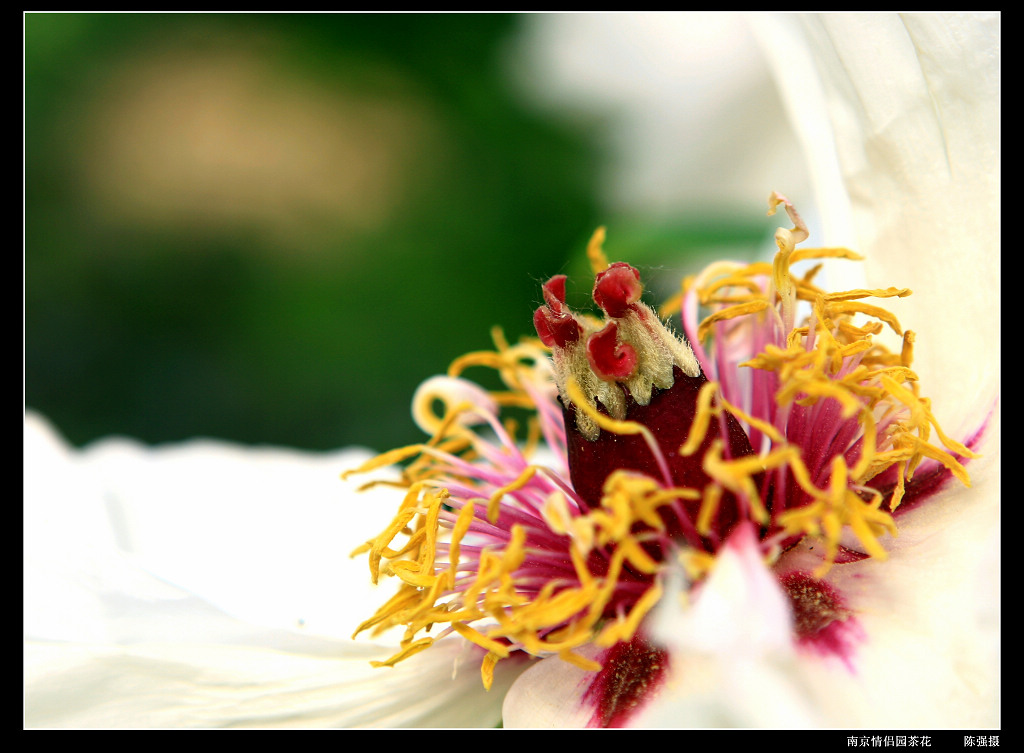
(563, 366), (755, 541)
(535, 262), (758, 546)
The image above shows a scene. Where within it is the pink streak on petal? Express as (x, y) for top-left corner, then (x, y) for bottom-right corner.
(582, 634), (670, 728)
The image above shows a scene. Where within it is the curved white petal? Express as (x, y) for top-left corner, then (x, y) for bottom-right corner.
(500, 642), (610, 728)
(24, 413), (523, 727)
(26, 597), (524, 728)
(771, 468), (999, 728)
(654, 525), (793, 657)
(25, 412), (399, 641)
(631, 525), (822, 728)
(512, 12), (809, 214)
(746, 15), (1000, 726)
(760, 14), (1000, 726)
(756, 12), (1000, 434)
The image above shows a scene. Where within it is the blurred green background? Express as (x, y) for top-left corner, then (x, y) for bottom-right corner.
(25, 13), (771, 452)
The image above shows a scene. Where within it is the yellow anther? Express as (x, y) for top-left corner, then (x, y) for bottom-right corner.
(565, 377), (646, 437)
(341, 444), (428, 480)
(452, 622), (512, 658)
(369, 637), (435, 668)
(901, 330), (916, 368)
(658, 290), (684, 319)
(488, 466), (538, 524)
(696, 484), (722, 536)
(825, 300), (904, 336)
(851, 408), (878, 482)
(481, 651), (501, 691)
(587, 226), (610, 275)
(447, 500), (476, 589)
(789, 246), (863, 264)
(679, 380), (719, 456)
(768, 191), (810, 246)
(823, 287), (912, 302)
(596, 580), (664, 647)
(697, 299), (770, 342)
(719, 393), (786, 446)
(558, 649), (603, 673)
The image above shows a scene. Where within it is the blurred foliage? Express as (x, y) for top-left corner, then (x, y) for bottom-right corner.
(25, 13), (770, 452)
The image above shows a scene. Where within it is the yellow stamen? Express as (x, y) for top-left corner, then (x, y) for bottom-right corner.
(697, 299), (770, 342)
(901, 330), (916, 368)
(481, 651), (501, 691)
(341, 444), (429, 481)
(452, 622), (512, 658)
(587, 226), (610, 275)
(596, 580), (664, 647)
(825, 300), (904, 336)
(558, 649), (603, 672)
(369, 637), (435, 668)
(789, 246), (863, 264)
(488, 466), (538, 524)
(719, 394), (786, 446)
(447, 500), (476, 589)
(776, 454), (898, 574)
(679, 380), (719, 456)
(823, 287), (912, 302)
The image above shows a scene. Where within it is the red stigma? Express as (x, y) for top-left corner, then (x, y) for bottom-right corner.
(587, 322), (638, 381)
(593, 262), (643, 318)
(534, 275), (582, 348)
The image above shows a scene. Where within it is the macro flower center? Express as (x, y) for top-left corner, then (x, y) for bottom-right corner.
(535, 244), (756, 551)
(344, 192), (976, 694)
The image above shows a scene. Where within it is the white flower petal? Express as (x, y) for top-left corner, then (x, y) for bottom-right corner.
(24, 413), (522, 727)
(512, 12), (809, 214)
(26, 13), (1000, 731)
(629, 526), (819, 728)
(26, 627), (524, 728)
(500, 643), (607, 728)
(756, 12), (999, 432)
(749, 16), (999, 726)
(653, 524), (793, 657)
(818, 458), (998, 727)
(26, 412), (399, 639)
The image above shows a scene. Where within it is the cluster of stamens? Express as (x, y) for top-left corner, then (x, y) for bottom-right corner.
(344, 193), (977, 691)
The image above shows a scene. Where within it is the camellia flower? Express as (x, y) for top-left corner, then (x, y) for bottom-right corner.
(344, 190), (993, 727)
(24, 12), (998, 729)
